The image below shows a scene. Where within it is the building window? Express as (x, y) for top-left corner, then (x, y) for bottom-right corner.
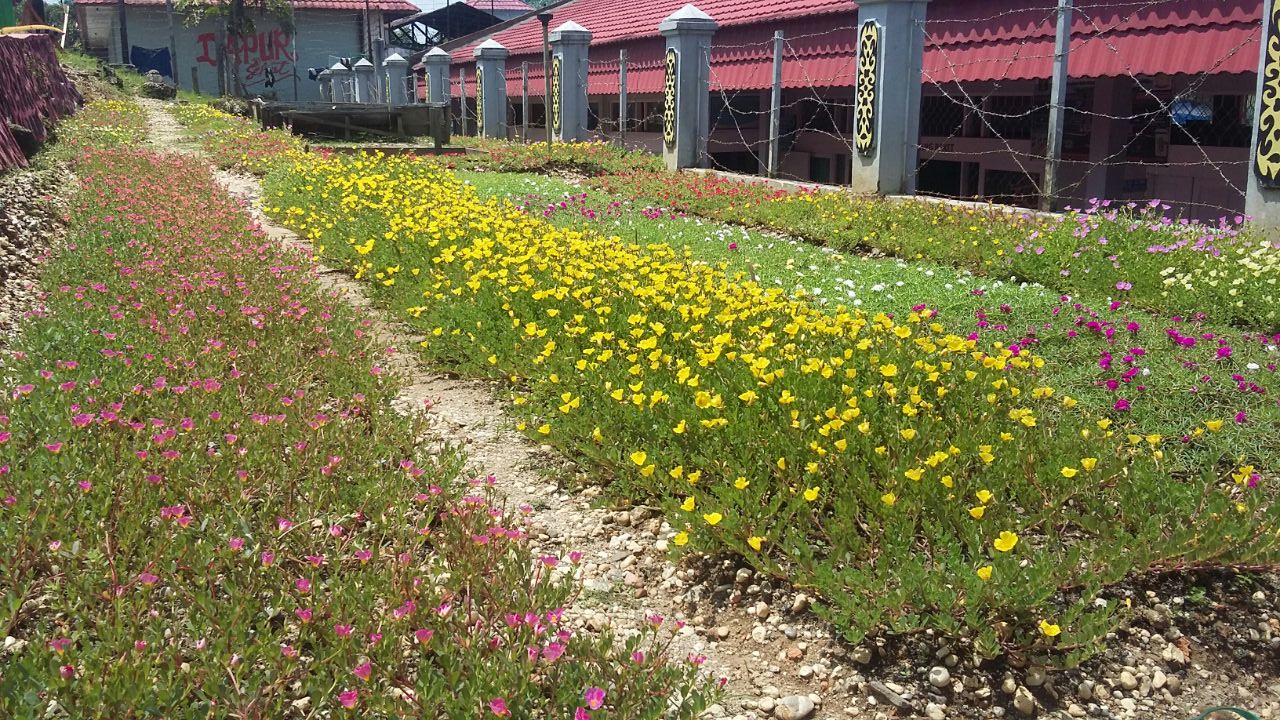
(834, 154), (849, 185)
(809, 155), (832, 184)
(1171, 94), (1251, 149)
(920, 94), (967, 138)
(711, 92), (762, 130)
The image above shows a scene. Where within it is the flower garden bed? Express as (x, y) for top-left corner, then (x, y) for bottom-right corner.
(0, 100), (715, 717)
(263, 150), (1277, 665)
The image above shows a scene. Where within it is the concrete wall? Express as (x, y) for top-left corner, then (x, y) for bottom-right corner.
(82, 6), (371, 101)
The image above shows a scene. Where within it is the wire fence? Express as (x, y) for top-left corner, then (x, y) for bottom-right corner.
(445, 0), (1259, 219)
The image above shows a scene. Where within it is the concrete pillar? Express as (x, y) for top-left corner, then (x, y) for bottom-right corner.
(850, 0), (930, 196)
(659, 4), (717, 170)
(550, 21), (592, 142)
(1084, 76), (1132, 202)
(422, 47), (451, 105)
(383, 52), (410, 106)
(329, 62), (353, 103)
(474, 39), (510, 139)
(353, 57), (376, 103)
(1246, 1), (1280, 228)
(317, 69), (333, 102)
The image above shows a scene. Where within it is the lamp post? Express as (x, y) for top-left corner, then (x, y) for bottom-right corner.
(538, 11), (552, 147)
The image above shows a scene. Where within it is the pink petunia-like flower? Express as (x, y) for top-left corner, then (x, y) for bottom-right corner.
(138, 572), (159, 587)
(353, 661), (372, 681)
(59, 664), (75, 680)
(295, 608), (313, 624)
(335, 624), (354, 638)
(575, 708), (591, 720)
(488, 698), (510, 717)
(354, 549), (372, 564)
(584, 687), (605, 710)
(261, 551), (276, 567)
(295, 578), (312, 594)
(338, 689), (359, 710)
(414, 628), (434, 645)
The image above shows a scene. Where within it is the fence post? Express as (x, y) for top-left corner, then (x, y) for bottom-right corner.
(383, 53), (410, 106)
(850, 0), (930, 195)
(353, 58), (376, 103)
(458, 68), (471, 134)
(619, 48), (628, 146)
(1041, 0), (1072, 211)
(474, 39), (510, 139)
(1246, 1), (1280, 228)
(329, 62), (352, 103)
(768, 30), (783, 177)
(550, 21), (592, 142)
(659, 4), (718, 170)
(522, 61), (529, 142)
(423, 47), (451, 105)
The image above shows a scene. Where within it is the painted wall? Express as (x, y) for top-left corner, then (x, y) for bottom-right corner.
(82, 6), (371, 101)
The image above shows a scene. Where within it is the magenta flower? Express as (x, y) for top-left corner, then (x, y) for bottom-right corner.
(261, 551), (275, 567)
(295, 608), (313, 624)
(48, 638), (72, 655)
(575, 708), (591, 720)
(338, 689), (359, 709)
(584, 687), (605, 710)
(489, 698), (510, 716)
(353, 661), (372, 681)
(414, 628), (434, 644)
(335, 624), (354, 638)
(295, 578), (312, 594)
(138, 572), (159, 586)
(59, 664), (75, 680)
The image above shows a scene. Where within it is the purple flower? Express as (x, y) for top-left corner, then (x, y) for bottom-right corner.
(584, 687), (606, 710)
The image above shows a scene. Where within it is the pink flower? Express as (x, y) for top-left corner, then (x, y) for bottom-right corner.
(584, 687), (605, 710)
(414, 628), (434, 645)
(228, 537), (245, 551)
(138, 572), (159, 586)
(335, 624), (354, 638)
(281, 644), (297, 658)
(489, 698), (510, 716)
(353, 661), (372, 681)
(575, 708), (591, 720)
(542, 642), (565, 662)
(354, 549), (372, 564)
(295, 608), (313, 624)
(59, 664), (75, 680)
(338, 689), (359, 709)
(48, 638), (72, 655)
(261, 551), (275, 567)
(295, 578), (312, 594)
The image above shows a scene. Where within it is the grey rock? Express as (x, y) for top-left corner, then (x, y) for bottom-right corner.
(926, 702), (946, 720)
(868, 681), (910, 710)
(929, 666), (951, 688)
(1025, 666), (1047, 687)
(773, 695), (815, 720)
(1119, 671), (1139, 691)
(1013, 686), (1036, 716)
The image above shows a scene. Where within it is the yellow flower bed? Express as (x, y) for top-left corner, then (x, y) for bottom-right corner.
(265, 152), (1278, 662)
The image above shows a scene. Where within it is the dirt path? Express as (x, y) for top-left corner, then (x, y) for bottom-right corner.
(134, 99), (846, 720)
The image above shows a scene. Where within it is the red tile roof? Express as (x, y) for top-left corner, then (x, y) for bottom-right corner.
(75, 0), (418, 12)
(441, 0), (1260, 95)
(449, 0), (851, 61)
(464, 0), (532, 12)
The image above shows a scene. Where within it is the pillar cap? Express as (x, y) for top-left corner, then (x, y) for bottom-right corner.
(329, 61), (352, 74)
(550, 20), (592, 44)
(383, 52), (409, 67)
(317, 69), (331, 78)
(353, 58), (375, 69)
(423, 46), (451, 64)
(474, 38), (510, 59)
(659, 3), (717, 35)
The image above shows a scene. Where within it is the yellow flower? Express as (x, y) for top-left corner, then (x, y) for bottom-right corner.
(687, 470), (701, 484)
(976, 565), (993, 581)
(976, 489), (993, 504)
(672, 420), (687, 434)
(968, 506), (986, 520)
(1097, 418), (1112, 430)
(680, 496), (695, 512)
(803, 486), (820, 502)
(1060, 467), (1078, 478)
(1080, 457), (1097, 472)
(591, 427), (603, 442)
(537, 424), (551, 435)
(734, 477), (750, 490)
(669, 466), (684, 479)
(881, 492), (897, 506)
(879, 364), (898, 378)
(1039, 620), (1061, 637)
(1205, 419), (1224, 432)
(702, 512), (723, 526)
(639, 464), (655, 477)
(940, 475), (954, 488)
(630, 451), (647, 466)
(777, 457), (787, 470)
(993, 531), (1019, 552)
(738, 390), (758, 405)
(747, 535), (764, 551)
(673, 532), (689, 546)
(904, 467), (924, 481)
(899, 428), (917, 441)
(834, 438), (848, 452)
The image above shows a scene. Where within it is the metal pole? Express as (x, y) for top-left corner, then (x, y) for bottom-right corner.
(363, 0), (372, 56)
(768, 30), (783, 177)
(619, 48), (628, 147)
(538, 12), (552, 147)
(1042, 0), (1072, 211)
(60, 6), (70, 48)
(522, 61), (529, 142)
(460, 68), (468, 134)
(164, 0), (179, 87)
(290, 0), (298, 101)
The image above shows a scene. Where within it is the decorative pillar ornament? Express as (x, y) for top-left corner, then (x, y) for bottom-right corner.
(659, 4), (717, 170)
(422, 46), (451, 104)
(850, 0), (929, 195)
(550, 21), (591, 141)
(328, 62), (353, 103)
(854, 20), (879, 156)
(352, 57), (376, 103)
(474, 39), (509, 138)
(1247, 0), (1280, 226)
(662, 48), (677, 151)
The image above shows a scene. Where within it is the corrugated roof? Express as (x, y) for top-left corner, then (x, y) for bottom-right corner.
(448, 0), (851, 61)
(75, 0), (419, 12)
(464, 0), (532, 12)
